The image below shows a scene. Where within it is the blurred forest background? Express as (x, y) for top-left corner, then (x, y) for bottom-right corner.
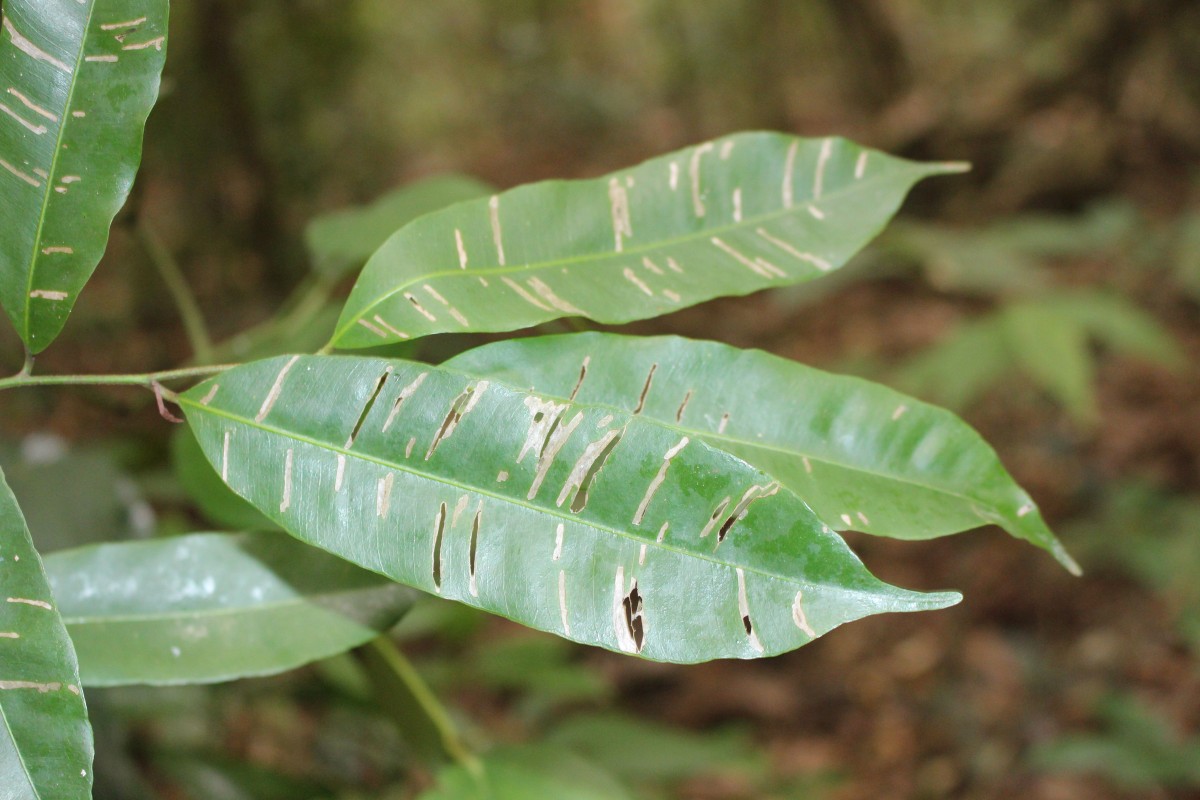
(2, 1), (1199, 798)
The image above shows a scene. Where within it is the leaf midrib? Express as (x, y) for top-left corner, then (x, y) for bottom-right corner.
(179, 394), (893, 597)
(336, 159), (942, 342)
(21, 0), (98, 342)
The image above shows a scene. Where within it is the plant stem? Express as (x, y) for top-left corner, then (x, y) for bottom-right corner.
(359, 635), (482, 778)
(0, 364), (234, 394)
(137, 219), (216, 364)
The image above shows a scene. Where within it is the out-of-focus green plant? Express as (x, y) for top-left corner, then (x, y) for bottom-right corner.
(1033, 693), (1200, 790)
(1069, 483), (1200, 650)
(895, 288), (1184, 424)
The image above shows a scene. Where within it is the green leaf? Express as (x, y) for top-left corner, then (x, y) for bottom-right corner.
(0, 466), (93, 799)
(897, 290), (1181, 427)
(1049, 290), (1185, 368)
(305, 175), (494, 279)
(44, 532), (417, 686)
(0, 0), (168, 352)
(446, 333), (1077, 572)
(179, 355), (959, 663)
(546, 712), (763, 783)
(1001, 301), (1096, 423)
(419, 746), (632, 800)
(469, 635), (610, 710)
(894, 316), (1012, 411)
(332, 132), (966, 348)
(171, 426), (276, 531)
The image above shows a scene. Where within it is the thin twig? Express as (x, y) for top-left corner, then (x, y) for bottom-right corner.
(0, 364), (235, 394)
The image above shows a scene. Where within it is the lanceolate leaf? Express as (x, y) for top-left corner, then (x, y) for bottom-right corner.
(0, 0), (168, 352)
(44, 532), (418, 686)
(180, 355), (959, 663)
(332, 132), (965, 348)
(446, 333), (1079, 573)
(0, 466), (93, 799)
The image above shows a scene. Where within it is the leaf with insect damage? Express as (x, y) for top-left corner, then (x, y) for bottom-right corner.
(0, 0), (168, 352)
(331, 132), (966, 348)
(0, 466), (93, 799)
(44, 532), (418, 686)
(447, 332), (1078, 573)
(305, 174), (494, 279)
(180, 355), (959, 664)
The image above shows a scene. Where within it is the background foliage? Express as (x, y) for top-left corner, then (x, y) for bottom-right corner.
(1, 1), (1198, 798)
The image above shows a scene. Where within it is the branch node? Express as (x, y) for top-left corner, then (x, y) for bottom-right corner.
(152, 381), (184, 424)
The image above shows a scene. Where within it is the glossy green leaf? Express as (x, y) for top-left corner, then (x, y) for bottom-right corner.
(305, 174), (494, 279)
(332, 132), (965, 348)
(179, 355), (959, 663)
(446, 333), (1077, 572)
(0, 466), (93, 799)
(44, 532), (417, 686)
(171, 426), (276, 532)
(419, 746), (632, 800)
(0, 0), (168, 352)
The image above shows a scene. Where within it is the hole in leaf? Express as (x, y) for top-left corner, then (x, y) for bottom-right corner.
(717, 484), (780, 544)
(675, 390), (693, 423)
(345, 369), (391, 448)
(633, 363), (658, 415)
(569, 357), (590, 402)
(433, 502), (447, 590)
(570, 432), (623, 513)
(426, 385), (477, 459)
(538, 409), (566, 459)
(469, 508), (480, 581)
(622, 582), (645, 652)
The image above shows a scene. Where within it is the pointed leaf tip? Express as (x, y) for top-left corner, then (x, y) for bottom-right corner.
(445, 332), (1077, 571)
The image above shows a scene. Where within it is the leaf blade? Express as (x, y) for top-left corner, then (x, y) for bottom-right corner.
(332, 133), (965, 347)
(45, 532), (418, 686)
(0, 466), (93, 799)
(180, 355), (959, 664)
(305, 174), (494, 279)
(0, 0), (168, 352)
(446, 332), (1078, 573)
